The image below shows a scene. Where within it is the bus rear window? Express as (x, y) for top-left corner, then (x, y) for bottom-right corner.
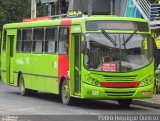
(86, 20), (149, 32)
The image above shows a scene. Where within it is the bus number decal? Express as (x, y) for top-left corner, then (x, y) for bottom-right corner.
(92, 90), (99, 96)
(25, 57), (30, 65)
(16, 58), (24, 65)
(54, 62), (57, 68)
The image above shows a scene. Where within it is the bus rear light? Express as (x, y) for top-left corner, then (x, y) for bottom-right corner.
(100, 82), (140, 88)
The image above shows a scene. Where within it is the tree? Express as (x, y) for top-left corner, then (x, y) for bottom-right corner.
(0, 0), (68, 26)
(0, 0), (31, 24)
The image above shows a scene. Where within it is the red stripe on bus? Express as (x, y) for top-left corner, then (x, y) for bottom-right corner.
(60, 20), (72, 25)
(58, 55), (69, 78)
(58, 20), (72, 88)
(101, 82), (140, 88)
(23, 16), (51, 22)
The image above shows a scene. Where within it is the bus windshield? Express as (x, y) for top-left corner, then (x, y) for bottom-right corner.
(84, 33), (153, 72)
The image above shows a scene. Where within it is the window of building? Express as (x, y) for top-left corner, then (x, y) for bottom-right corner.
(44, 27), (57, 53)
(58, 27), (69, 54)
(33, 28), (44, 53)
(21, 29), (32, 52)
(16, 29), (21, 52)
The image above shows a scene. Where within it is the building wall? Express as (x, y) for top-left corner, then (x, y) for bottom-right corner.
(115, 0), (142, 18)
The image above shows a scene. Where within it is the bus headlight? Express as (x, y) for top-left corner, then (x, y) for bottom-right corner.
(86, 78), (101, 87)
(140, 78), (153, 87)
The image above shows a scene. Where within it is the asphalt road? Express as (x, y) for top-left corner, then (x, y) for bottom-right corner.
(0, 80), (160, 121)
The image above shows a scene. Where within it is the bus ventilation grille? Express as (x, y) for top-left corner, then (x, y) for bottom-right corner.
(105, 91), (135, 96)
(103, 75), (137, 82)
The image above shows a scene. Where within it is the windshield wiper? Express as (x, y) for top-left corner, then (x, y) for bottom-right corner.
(122, 30), (137, 46)
(101, 30), (117, 47)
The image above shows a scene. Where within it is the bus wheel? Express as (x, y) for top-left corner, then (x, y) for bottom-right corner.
(30, 90), (38, 95)
(118, 99), (132, 108)
(19, 75), (30, 96)
(61, 79), (72, 105)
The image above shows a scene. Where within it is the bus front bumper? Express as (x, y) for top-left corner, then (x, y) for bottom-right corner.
(81, 82), (154, 99)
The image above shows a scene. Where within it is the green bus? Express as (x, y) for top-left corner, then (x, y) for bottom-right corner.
(1, 14), (154, 107)
(0, 29), (2, 75)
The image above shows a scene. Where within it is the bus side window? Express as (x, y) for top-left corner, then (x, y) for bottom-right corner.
(33, 28), (44, 53)
(58, 27), (69, 54)
(22, 29), (32, 53)
(3, 30), (6, 51)
(44, 28), (57, 54)
(16, 29), (21, 52)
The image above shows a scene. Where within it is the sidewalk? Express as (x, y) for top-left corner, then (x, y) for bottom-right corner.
(132, 94), (160, 109)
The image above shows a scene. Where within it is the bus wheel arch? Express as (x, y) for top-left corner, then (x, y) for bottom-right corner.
(17, 71), (22, 87)
(18, 73), (30, 96)
(59, 77), (66, 95)
(59, 77), (72, 105)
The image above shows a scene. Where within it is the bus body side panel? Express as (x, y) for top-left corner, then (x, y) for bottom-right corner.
(14, 53), (32, 88)
(30, 54), (59, 93)
(14, 34), (59, 93)
(0, 30), (1, 76)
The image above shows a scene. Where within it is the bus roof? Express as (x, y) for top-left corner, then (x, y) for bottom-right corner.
(3, 15), (148, 29)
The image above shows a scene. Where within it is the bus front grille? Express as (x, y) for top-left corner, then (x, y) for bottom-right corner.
(105, 91), (135, 96)
(103, 75), (137, 82)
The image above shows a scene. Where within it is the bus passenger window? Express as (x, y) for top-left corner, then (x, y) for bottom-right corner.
(3, 30), (6, 51)
(45, 28), (57, 53)
(58, 28), (69, 54)
(16, 29), (21, 52)
(22, 29), (32, 52)
(33, 28), (44, 53)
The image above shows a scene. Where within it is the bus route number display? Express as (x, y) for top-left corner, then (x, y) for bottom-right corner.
(86, 21), (149, 32)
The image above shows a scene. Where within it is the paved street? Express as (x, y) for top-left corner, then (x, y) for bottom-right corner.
(0, 80), (160, 121)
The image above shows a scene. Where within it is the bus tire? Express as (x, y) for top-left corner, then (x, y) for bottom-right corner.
(19, 74), (30, 96)
(118, 99), (132, 107)
(30, 90), (38, 95)
(61, 79), (72, 105)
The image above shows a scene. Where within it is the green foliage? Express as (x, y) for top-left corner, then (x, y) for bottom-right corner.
(0, 0), (58, 26)
(0, 0), (31, 24)
(37, 4), (45, 17)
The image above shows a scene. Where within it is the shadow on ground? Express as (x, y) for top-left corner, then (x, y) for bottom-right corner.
(9, 91), (147, 111)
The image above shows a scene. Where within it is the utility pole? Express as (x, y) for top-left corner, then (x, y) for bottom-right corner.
(31, 0), (37, 18)
(47, 4), (52, 16)
(110, 0), (114, 15)
(88, 0), (93, 16)
(44, 3), (52, 16)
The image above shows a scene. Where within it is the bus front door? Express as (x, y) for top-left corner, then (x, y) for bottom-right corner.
(73, 34), (81, 94)
(6, 30), (16, 84)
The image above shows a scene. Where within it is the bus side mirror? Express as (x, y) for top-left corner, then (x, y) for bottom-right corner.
(80, 41), (86, 53)
(151, 37), (159, 70)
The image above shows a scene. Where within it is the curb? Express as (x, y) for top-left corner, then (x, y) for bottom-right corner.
(132, 100), (160, 109)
